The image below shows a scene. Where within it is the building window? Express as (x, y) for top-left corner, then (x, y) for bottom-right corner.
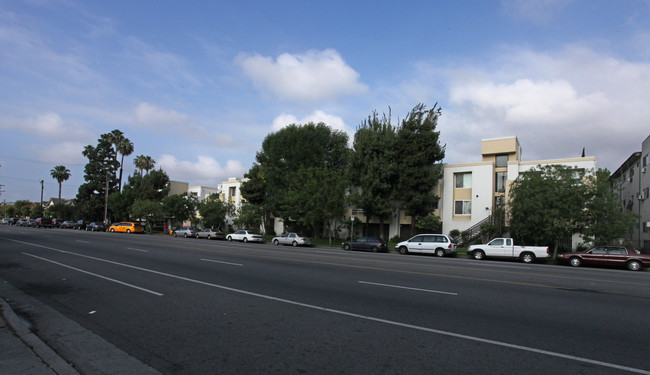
(455, 173), (472, 188)
(495, 154), (508, 168)
(496, 172), (507, 193)
(229, 186), (236, 197)
(454, 200), (472, 215)
(643, 154), (649, 168)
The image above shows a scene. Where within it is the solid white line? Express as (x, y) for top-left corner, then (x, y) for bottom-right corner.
(5, 236), (650, 374)
(76, 240), (90, 243)
(128, 247), (149, 252)
(359, 281), (458, 296)
(200, 258), (243, 266)
(22, 252), (163, 296)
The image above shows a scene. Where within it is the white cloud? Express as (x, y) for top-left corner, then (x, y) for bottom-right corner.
(157, 154), (246, 186)
(0, 112), (94, 141)
(134, 102), (190, 128)
(441, 45), (650, 170)
(271, 110), (353, 134)
(236, 49), (368, 102)
(36, 141), (87, 166)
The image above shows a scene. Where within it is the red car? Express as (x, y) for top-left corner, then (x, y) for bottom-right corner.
(558, 246), (650, 271)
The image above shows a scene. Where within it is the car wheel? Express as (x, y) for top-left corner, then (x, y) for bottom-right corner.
(126, 229), (131, 233)
(227, 236), (232, 241)
(243, 237), (248, 243)
(292, 241), (298, 247)
(173, 233), (177, 237)
(521, 252), (535, 263)
(435, 248), (445, 257)
(472, 250), (485, 260)
(370, 246), (378, 252)
(627, 260), (642, 271)
(274, 239), (280, 246)
(184, 233), (188, 238)
(110, 228), (115, 232)
(207, 235), (211, 240)
(343, 243), (350, 251)
(569, 257), (582, 267)
(398, 246), (408, 255)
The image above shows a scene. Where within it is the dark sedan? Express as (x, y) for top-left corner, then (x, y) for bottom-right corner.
(86, 222), (106, 232)
(341, 237), (388, 252)
(558, 246), (650, 271)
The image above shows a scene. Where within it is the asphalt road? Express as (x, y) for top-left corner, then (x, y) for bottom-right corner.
(1, 225), (649, 374)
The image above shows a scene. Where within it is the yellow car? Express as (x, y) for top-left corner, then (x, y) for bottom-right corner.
(108, 222), (144, 233)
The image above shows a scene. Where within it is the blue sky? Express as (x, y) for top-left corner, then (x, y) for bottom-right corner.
(1, 0), (650, 204)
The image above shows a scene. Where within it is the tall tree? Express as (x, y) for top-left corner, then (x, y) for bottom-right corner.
(50, 165), (71, 204)
(395, 103), (446, 234)
(198, 194), (233, 231)
(509, 164), (588, 259)
(163, 193), (199, 228)
(351, 109), (398, 239)
(243, 122), (349, 237)
(134, 155), (155, 175)
(108, 130), (134, 192)
(582, 169), (637, 245)
(76, 134), (120, 221)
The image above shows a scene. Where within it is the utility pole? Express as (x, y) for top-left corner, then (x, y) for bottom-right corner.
(40, 180), (44, 208)
(103, 169), (108, 224)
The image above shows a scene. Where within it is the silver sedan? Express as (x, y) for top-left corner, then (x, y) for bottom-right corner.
(272, 232), (312, 247)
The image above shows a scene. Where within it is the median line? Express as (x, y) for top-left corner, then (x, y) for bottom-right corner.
(22, 252), (163, 296)
(359, 281), (457, 296)
(127, 247), (149, 252)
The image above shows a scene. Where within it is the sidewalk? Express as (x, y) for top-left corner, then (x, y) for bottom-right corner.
(0, 281), (161, 375)
(0, 296), (79, 375)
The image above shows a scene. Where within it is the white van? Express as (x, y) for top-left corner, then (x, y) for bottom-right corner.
(396, 234), (457, 257)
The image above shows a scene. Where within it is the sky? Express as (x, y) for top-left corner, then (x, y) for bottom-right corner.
(1, 0), (650, 204)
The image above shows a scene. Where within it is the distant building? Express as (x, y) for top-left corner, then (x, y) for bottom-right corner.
(610, 134), (650, 252)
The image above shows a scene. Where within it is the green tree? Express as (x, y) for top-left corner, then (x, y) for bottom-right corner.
(234, 203), (264, 232)
(50, 165), (71, 203)
(130, 199), (163, 232)
(395, 103), (446, 234)
(582, 169), (637, 245)
(108, 129), (134, 192)
(30, 204), (44, 218)
(163, 193), (199, 228)
(244, 122), (349, 237)
(350, 109), (399, 239)
(76, 133), (120, 221)
(5, 205), (16, 218)
(109, 169), (170, 222)
(14, 200), (32, 217)
(509, 164), (588, 259)
(134, 155), (155, 175)
(198, 194), (233, 230)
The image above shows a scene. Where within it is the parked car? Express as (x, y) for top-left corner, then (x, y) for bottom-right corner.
(60, 220), (75, 229)
(557, 246), (650, 271)
(73, 220), (87, 230)
(174, 227), (198, 238)
(7, 218), (19, 225)
(1, 218), (9, 225)
(86, 222), (106, 232)
(34, 218), (53, 228)
(51, 218), (64, 227)
(195, 228), (226, 240)
(341, 237), (388, 252)
(25, 219), (36, 227)
(16, 218), (28, 226)
(272, 232), (312, 247)
(226, 230), (264, 243)
(467, 238), (548, 263)
(108, 222), (144, 233)
(396, 234), (456, 257)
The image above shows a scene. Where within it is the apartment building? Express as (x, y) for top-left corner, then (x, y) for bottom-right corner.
(610, 134), (650, 252)
(441, 136), (596, 249)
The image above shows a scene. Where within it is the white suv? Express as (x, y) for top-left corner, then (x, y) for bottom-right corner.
(396, 234), (456, 257)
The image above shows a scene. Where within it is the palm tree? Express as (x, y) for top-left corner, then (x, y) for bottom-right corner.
(134, 155), (156, 175)
(50, 165), (71, 207)
(108, 129), (134, 191)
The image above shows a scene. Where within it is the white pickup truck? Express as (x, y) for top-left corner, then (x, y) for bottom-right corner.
(467, 238), (549, 263)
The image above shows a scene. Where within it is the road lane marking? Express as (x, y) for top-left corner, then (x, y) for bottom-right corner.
(6, 238), (650, 374)
(201, 258), (243, 266)
(359, 281), (457, 295)
(76, 240), (90, 243)
(128, 247), (149, 252)
(22, 252), (163, 296)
